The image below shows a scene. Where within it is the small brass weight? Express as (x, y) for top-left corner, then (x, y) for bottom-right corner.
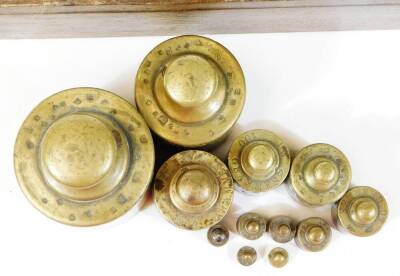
(13, 35), (389, 270)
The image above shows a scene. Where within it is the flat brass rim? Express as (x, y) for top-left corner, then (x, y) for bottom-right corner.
(154, 150), (234, 230)
(289, 143), (351, 206)
(236, 212), (267, 240)
(333, 186), (388, 237)
(135, 35), (246, 148)
(295, 217), (331, 252)
(14, 87), (155, 226)
(268, 215), (296, 243)
(228, 129), (290, 193)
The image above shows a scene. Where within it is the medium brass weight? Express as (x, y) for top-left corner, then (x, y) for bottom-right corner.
(13, 35), (389, 268)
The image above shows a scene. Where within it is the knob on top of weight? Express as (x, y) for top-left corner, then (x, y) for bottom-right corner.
(14, 87), (155, 226)
(289, 143), (352, 206)
(228, 129), (290, 193)
(135, 35), (246, 148)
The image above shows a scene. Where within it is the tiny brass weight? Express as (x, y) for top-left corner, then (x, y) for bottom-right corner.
(295, 217), (332, 252)
(268, 215), (296, 243)
(268, 247), (289, 268)
(228, 129), (290, 193)
(237, 246), (257, 266)
(14, 88), (155, 226)
(154, 150), (234, 230)
(332, 186), (388, 237)
(289, 143), (351, 206)
(135, 35), (246, 148)
(207, 224), (229, 246)
(237, 212), (267, 240)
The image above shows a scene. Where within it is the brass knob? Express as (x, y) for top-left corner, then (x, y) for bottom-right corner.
(268, 247), (289, 268)
(228, 129), (290, 193)
(154, 150), (234, 230)
(14, 88), (155, 226)
(135, 35), (245, 148)
(236, 212), (267, 240)
(332, 186), (388, 237)
(268, 215), (296, 243)
(295, 217), (332, 252)
(289, 143), (351, 206)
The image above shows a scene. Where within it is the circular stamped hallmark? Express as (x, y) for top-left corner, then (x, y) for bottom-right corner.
(14, 88), (155, 226)
(135, 35), (246, 148)
(228, 129), (290, 193)
(236, 212), (267, 240)
(207, 224), (229, 246)
(295, 217), (332, 252)
(268, 215), (296, 243)
(332, 186), (388, 237)
(154, 150), (234, 230)
(268, 247), (289, 268)
(289, 143), (351, 206)
(237, 246), (257, 266)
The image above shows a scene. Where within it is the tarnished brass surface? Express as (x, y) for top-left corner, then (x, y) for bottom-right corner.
(289, 143), (351, 206)
(207, 224), (229, 246)
(228, 129), (290, 193)
(14, 88), (155, 226)
(268, 215), (296, 243)
(237, 246), (257, 266)
(332, 186), (388, 237)
(236, 212), (267, 240)
(135, 35), (246, 148)
(154, 150), (234, 230)
(295, 217), (332, 252)
(268, 247), (289, 268)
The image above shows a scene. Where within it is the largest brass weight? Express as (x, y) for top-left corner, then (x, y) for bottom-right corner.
(14, 88), (155, 226)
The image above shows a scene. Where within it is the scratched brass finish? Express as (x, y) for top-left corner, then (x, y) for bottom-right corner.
(207, 224), (229, 246)
(228, 129), (290, 193)
(135, 35), (246, 148)
(268, 215), (296, 243)
(237, 246), (257, 266)
(295, 217), (332, 252)
(268, 247), (289, 268)
(332, 186), (388, 237)
(14, 88), (155, 226)
(154, 150), (234, 230)
(237, 212), (267, 240)
(289, 143), (351, 206)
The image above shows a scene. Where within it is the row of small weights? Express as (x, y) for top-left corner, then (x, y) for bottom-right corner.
(207, 214), (329, 267)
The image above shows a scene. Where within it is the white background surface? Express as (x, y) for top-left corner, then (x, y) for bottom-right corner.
(1, 31), (400, 276)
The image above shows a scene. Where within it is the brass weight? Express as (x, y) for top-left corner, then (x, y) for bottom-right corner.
(236, 212), (267, 240)
(332, 186), (388, 237)
(135, 35), (246, 148)
(295, 217), (332, 252)
(228, 129), (290, 193)
(237, 246), (257, 266)
(289, 143), (351, 206)
(268, 215), (296, 243)
(14, 88), (155, 226)
(154, 150), (234, 230)
(268, 247), (289, 268)
(207, 224), (230, 246)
